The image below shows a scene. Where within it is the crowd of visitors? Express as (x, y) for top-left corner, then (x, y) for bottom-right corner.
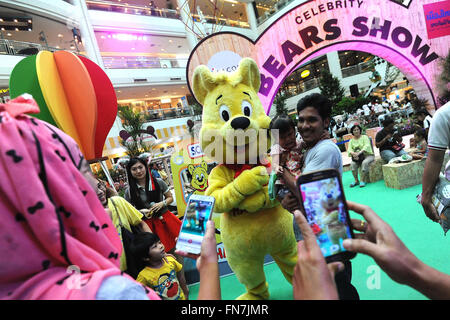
(0, 93), (448, 301)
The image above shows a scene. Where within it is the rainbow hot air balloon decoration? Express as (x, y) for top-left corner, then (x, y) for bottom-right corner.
(9, 50), (117, 161)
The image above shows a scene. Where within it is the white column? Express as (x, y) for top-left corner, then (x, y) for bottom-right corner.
(176, 0), (198, 51)
(245, 1), (258, 39)
(72, 0), (105, 69)
(326, 51), (343, 79)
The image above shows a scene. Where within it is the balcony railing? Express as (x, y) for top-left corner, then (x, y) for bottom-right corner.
(341, 61), (373, 78)
(142, 107), (193, 121)
(86, 0), (250, 29)
(118, 107), (194, 122)
(256, 0), (295, 25)
(103, 56), (188, 69)
(282, 77), (320, 96)
(86, 0), (180, 19)
(0, 39), (78, 56)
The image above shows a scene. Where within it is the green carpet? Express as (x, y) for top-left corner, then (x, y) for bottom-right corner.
(188, 171), (450, 300)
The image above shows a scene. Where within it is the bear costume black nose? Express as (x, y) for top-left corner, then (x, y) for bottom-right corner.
(230, 117), (250, 130)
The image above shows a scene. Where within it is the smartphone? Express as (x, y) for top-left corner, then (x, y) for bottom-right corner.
(175, 194), (215, 255)
(296, 169), (356, 262)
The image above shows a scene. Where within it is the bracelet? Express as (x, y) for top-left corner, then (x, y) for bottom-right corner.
(163, 199), (167, 206)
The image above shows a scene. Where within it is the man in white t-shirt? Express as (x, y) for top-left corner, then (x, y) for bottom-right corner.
(421, 102), (450, 222)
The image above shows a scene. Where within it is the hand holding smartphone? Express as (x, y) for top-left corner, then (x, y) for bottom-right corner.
(296, 169), (356, 262)
(175, 194), (215, 255)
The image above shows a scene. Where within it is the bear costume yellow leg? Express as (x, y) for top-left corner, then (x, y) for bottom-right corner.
(219, 198), (297, 300)
(192, 58), (297, 300)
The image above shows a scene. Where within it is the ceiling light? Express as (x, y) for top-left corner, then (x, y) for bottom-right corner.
(58, 34), (63, 37)
(7, 33), (11, 36)
(13, 19), (18, 23)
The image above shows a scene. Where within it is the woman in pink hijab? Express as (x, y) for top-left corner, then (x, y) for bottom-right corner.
(0, 95), (160, 300)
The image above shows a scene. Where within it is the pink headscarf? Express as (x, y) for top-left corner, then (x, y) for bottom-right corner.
(0, 96), (158, 300)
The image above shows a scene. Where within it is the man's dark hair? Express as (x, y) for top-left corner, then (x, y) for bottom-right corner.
(296, 93), (332, 121)
(415, 108), (429, 116)
(382, 117), (394, 127)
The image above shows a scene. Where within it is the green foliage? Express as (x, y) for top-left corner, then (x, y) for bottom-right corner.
(318, 70), (345, 107)
(117, 106), (152, 157)
(437, 50), (450, 105)
(273, 93), (289, 115)
(192, 103), (203, 116)
(333, 96), (370, 116)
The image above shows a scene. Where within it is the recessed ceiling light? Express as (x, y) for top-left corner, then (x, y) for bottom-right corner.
(6, 33), (12, 36)
(58, 34), (63, 37)
(13, 19), (18, 23)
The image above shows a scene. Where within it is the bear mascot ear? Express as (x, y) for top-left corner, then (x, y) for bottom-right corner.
(192, 65), (217, 105)
(188, 164), (195, 175)
(237, 58), (261, 92)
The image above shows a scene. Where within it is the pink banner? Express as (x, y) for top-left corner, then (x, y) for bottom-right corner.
(424, 0), (450, 39)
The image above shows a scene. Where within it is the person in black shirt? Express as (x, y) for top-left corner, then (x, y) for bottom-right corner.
(375, 117), (407, 163)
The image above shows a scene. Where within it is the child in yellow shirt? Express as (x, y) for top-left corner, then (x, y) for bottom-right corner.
(132, 233), (188, 300)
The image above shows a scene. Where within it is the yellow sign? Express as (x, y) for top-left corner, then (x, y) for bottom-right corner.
(171, 137), (225, 249)
(300, 69), (310, 78)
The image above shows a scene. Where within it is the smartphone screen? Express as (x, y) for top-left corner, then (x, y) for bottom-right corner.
(176, 195), (215, 254)
(299, 176), (354, 260)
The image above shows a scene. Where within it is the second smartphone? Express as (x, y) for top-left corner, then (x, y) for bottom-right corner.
(296, 169), (356, 262)
(175, 194), (215, 255)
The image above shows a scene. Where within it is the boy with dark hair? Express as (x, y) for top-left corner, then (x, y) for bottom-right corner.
(133, 233), (188, 300)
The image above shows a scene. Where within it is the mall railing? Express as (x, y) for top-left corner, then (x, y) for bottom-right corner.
(256, 0), (295, 25)
(102, 56), (188, 69)
(86, 0), (250, 29)
(282, 77), (320, 96)
(86, 0), (180, 19)
(141, 107), (193, 121)
(118, 106), (194, 122)
(341, 61), (373, 78)
(0, 39), (78, 56)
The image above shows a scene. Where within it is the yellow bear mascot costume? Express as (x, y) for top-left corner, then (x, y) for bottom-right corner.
(192, 58), (298, 300)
